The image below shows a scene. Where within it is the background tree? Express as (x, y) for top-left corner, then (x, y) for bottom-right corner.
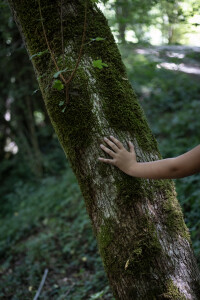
(102, 0), (200, 44)
(0, 4), (45, 177)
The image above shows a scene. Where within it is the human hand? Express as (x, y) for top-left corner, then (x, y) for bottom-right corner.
(98, 135), (137, 176)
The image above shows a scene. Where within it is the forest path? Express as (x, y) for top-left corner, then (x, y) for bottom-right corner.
(133, 45), (200, 77)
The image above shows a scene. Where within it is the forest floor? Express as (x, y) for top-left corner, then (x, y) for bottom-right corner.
(133, 45), (200, 76)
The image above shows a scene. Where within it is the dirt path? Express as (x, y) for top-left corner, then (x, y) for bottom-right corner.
(134, 45), (200, 76)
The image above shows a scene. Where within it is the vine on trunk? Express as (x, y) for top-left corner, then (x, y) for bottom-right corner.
(37, 0), (88, 105)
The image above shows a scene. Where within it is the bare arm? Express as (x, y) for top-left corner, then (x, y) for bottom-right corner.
(98, 135), (200, 179)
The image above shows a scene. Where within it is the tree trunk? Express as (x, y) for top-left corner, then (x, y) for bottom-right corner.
(25, 95), (43, 177)
(7, 0), (200, 299)
(115, 0), (129, 43)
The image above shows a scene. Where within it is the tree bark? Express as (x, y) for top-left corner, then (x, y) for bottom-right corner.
(7, 0), (200, 299)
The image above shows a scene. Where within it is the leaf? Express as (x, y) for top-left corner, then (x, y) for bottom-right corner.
(52, 79), (64, 91)
(53, 68), (67, 78)
(62, 106), (66, 113)
(90, 37), (105, 42)
(102, 62), (108, 67)
(30, 49), (49, 60)
(59, 100), (65, 106)
(31, 89), (39, 95)
(81, 256), (87, 261)
(92, 59), (108, 69)
(90, 290), (105, 299)
(95, 37), (105, 41)
(37, 73), (46, 81)
(124, 258), (130, 270)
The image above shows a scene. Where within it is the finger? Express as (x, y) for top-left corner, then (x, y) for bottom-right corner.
(109, 135), (124, 149)
(129, 141), (135, 153)
(103, 137), (119, 152)
(98, 157), (115, 165)
(100, 144), (116, 158)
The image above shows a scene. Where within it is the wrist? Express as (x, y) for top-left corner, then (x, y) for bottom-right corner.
(128, 162), (140, 177)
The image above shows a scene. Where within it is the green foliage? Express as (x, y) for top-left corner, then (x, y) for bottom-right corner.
(92, 59), (108, 69)
(0, 168), (114, 299)
(59, 100), (65, 106)
(30, 49), (49, 60)
(102, 0), (200, 45)
(90, 37), (106, 42)
(52, 79), (64, 91)
(61, 106), (66, 113)
(53, 68), (68, 78)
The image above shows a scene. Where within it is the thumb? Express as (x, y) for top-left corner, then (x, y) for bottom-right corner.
(129, 141), (135, 153)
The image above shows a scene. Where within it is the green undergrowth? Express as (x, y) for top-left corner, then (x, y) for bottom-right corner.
(0, 166), (114, 300)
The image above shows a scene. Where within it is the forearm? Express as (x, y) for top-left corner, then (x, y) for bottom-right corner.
(98, 136), (200, 179)
(130, 157), (183, 179)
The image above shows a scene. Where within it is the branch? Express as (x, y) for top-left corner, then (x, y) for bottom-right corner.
(38, 0), (67, 84)
(33, 268), (49, 300)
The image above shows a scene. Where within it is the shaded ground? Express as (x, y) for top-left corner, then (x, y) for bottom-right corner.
(134, 45), (200, 76)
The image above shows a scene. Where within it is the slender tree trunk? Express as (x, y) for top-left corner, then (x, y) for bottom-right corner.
(115, 0), (129, 43)
(25, 95), (43, 177)
(7, 0), (200, 299)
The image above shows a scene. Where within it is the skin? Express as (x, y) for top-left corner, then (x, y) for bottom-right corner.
(98, 135), (200, 179)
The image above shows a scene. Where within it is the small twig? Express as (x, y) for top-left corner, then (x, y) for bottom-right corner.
(60, 0), (65, 67)
(64, 282), (75, 297)
(65, 0), (88, 86)
(33, 268), (49, 300)
(38, 0), (88, 105)
(64, 0), (88, 104)
(38, 0), (67, 84)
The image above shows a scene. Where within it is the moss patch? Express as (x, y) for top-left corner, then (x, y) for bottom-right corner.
(115, 171), (145, 207)
(125, 215), (163, 277)
(97, 212), (164, 285)
(161, 182), (191, 241)
(97, 217), (118, 271)
(158, 279), (187, 299)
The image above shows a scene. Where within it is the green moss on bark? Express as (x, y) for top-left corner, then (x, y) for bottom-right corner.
(85, 5), (160, 153)
(163, 193), (190, 241)
(158, 279), (187, 299)
(125, 215), (162, 277)
(97, 217), (118, 272)
(97, 212), (164, 282)
(159, 180), (191, 241)
(115, 172), (144, 207)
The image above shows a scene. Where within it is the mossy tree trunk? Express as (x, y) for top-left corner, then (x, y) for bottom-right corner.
(7, 0), (200, 299)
